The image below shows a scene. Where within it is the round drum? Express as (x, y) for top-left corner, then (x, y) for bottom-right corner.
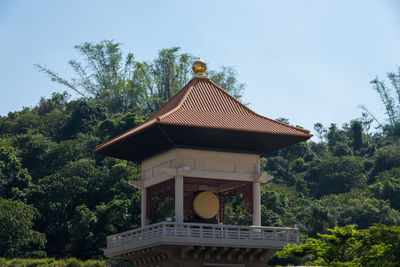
(193, 191), (220, 219)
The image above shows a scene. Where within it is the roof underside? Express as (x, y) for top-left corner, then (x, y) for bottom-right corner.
(94, 77), (312, 162)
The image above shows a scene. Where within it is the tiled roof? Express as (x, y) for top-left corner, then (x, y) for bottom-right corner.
(94, 77), (312, 161)
(161, 79), (309, 135)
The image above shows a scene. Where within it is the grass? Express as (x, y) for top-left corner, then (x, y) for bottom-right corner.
(0, 258), (134, 267)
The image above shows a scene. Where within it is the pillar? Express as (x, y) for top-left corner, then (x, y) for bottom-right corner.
(141, 188), (147, 227)
(253, 182), (261, 226)
(175, 176), (184, 223)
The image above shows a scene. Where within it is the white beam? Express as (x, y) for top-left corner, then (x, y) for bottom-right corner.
(171, 169), (270, 182)
(128, 180), (144, 189)
(256, 172), (274, 182)
(136, 169), (273, 189)
(161, 166), (190, 176)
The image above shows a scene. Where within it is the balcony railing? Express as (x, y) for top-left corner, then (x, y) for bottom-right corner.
(106, 222), (299, 250)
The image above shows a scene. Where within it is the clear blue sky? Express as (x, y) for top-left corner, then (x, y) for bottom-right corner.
(1, 0), (400, 134)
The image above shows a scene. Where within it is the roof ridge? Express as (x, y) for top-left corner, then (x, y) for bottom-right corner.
(157, 78), (199, 121)
(146, 78), (197, 122)
(160, 77), (251, 121)
(172, 78), (310, 135)
(95, 79), (199, 153)
(205, 79), (310, 134)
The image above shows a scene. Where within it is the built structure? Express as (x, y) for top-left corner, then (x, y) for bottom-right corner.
(94, 60), (312, 267)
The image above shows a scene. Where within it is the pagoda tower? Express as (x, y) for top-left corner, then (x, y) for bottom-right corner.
(94, 60), (312, 267)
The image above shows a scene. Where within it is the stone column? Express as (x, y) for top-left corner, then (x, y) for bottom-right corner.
(253, 182), (261, 226)
(141, 188), (147, 227)
(175, 176), (184, 223)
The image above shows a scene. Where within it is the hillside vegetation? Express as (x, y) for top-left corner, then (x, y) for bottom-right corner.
(1, 41), (400, 266)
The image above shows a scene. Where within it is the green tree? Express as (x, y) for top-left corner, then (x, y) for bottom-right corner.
(224, 195), (252, 225)
(296, 201), (336, 237)
(36, 92), (69, 116)
(36, 40), (245, 115)
(277, 225), (362, 266)
(11, 133), (57, 180)
(362, 67), (400, 136)
(26, 157), (140, 258)
(316, 191), (400, 229)
(36, 41), (140, 113)
(370, 168), (400, 210)
(371, 146), (400, 177)
(295, 177), (310, 197)
(314, 122), (327, 140)
(62, 99), (106, 139)
(0, 146), (31, 199)
(67, 205), (98, 258)
(0, 198), (46, 258)
(260, 186), (291, 226)
(277, 225), (400, 266)
(327, 124), (351, 156)
(28, 159), (94, 256)
(0, 94), (69, 139)
(308, 156), (366, 197)
(208, 66), (245, 101)
(263, 156), (294, 185)
(150, 47), (193, 107)
(339, 197), (400, 229)
(350, 121), (363, 152)
(94, 198), (138, 253)
(97, 112), (144, 140)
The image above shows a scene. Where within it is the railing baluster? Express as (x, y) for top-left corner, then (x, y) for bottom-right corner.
(162, 222), (165, 237)
(106, 222), (299, 250)
(286, 229), (289, 242)
(174, 223), (177, 237)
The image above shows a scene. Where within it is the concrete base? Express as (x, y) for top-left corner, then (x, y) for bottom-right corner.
(118, 245), (277, 267)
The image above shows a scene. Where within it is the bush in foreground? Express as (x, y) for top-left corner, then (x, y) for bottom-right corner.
(276, 224), (400, 266)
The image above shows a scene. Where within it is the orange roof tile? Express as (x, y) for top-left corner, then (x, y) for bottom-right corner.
(157, 78), (310, 136)
(94, 77), (312, 161)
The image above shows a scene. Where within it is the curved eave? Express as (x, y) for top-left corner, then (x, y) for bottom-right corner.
(160, 124), (312, 156)
(94, 123), (312, 163)
(94, 119), (158, 153)
(94, 123), (173, 163)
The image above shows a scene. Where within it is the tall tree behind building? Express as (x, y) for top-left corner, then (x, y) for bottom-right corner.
(36, 41), (244, 115)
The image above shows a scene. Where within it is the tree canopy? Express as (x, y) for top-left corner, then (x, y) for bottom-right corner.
(276, 224), (400, 266)
(0, 41), (399, 265)
(36, 41), (245, 115)
(362, 67), (400, 136)
(0, 198), (46, 258)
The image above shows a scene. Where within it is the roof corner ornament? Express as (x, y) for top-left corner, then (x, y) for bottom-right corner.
(192, 59), (207, 78)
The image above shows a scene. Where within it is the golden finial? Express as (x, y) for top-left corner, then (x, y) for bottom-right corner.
(192, 59), (207, 77)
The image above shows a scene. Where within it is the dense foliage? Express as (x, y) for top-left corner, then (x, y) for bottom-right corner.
(276, 225), (400, 266)
(1, 41), (400, 266)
